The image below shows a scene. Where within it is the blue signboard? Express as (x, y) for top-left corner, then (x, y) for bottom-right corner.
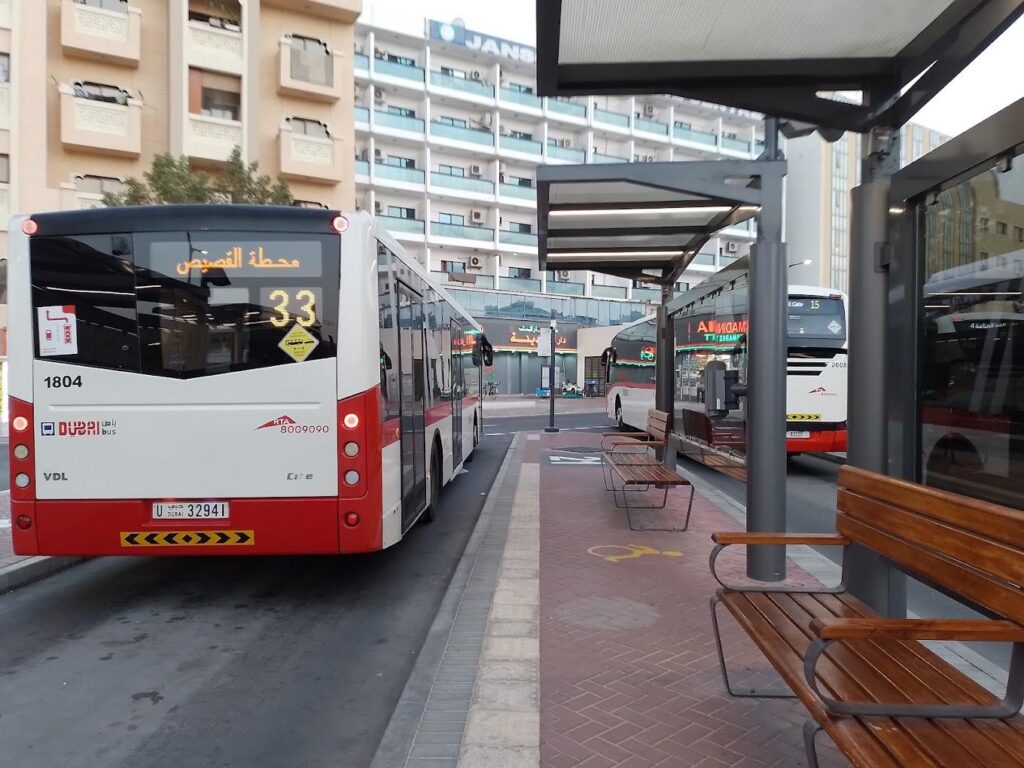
(427, 20), (536, 65)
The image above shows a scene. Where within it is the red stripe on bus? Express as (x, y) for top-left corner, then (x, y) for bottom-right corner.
(338, 387), (384, 554)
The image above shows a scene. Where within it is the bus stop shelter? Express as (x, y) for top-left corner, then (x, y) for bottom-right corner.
(534, 0), (1024, 601)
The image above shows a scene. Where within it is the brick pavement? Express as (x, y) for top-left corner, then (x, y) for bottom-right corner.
(537, 431), (845, 768)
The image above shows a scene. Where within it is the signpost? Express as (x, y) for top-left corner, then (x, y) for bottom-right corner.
(542, 321), (558, 433)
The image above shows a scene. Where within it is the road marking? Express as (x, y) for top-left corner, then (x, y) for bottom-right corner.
(485, 432), (506, 436)
(587, 544), (683, 563)
(548, 454), (602, 466)
(119, 530), (254, 547)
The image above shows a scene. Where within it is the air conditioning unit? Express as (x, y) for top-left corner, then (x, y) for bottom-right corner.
(469, 164), (483, 177)
(556, 270), (571, 281)
(374, 88), (385, 102)
(373, 148), (383, 159)
(726, 241), (738, 253)
(559, 138), (571, 148)
(470, 209), (485, 224)
(374, 201), (383, 214)
(643, 104), (656, 117)
(470, 70), (483, 81)
(642, 154), (655, 162)
(469, 255), (484, 269)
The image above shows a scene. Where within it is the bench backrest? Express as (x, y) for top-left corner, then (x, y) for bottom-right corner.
(645, 409), (670, 441)
(837, 465), (1024, 625)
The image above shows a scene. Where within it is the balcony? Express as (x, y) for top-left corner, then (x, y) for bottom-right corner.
(499, 183), (536, 201)
(431, 172), (494, 196)
(674, 125), (718, 147)
(430, 121), (494, 147)
(186, 114), (242, 163)
(499, 135), (542, 158)
(547, 144), (585, 163)
(592, 284), (628, 299)
(374, 57), (425, 83)
(354, 106), (369, 126)
(546, 280), (585, 296)
(188, 20), (243, 76)
(432, 271), (494, 289)
(374, 163), (425, 186)
(354, 52), (369, 74)
(375, 110), (425, 135)
(379, 215), (425, 235)
(278, 38), (342, 102)
(635, 117), (669, 136)
(499, 230), (538, 248)
(61, 0), (141, 67)
(0, 83), (9, 131)
(722, 136), (753, 153)
(59, 86), (142, 157)
(430, 71), (493, 98)
(547, 98), (586, 120)
(631, 287), (662, 302)
(262, 0), (361, 22)
(431, 222), (494, 242)
(279, 127), (344, 184)
(0, 183), (9, 231)
(355, 159), (369, 178)
(593, 152), (627, 164)
(593, 107), (629, 128)
(503, 276), (541, 292)
(499, 87), (541, 111)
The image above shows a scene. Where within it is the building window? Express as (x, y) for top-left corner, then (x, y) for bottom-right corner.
(1016, 227), (1024, 243)
(289, 35), (332, 88)
(0, 154), (8, 184)
(189, 69), (241, 120)
(437, 115), (468, 128)
(997, 221), (1009, 236)
(293, 200), (328, 209)
(387, 206), (416, 219)
(383, 53), (415, 67)
(437, 164), (465, 177)
(72, 81), (129, 106)
(387, 106), (416, 118)
(508, 222), (532, 234)
(288, 117), (330, 138)
(509, 130), (533, 141)
(0, 53), (9, 84)
(77, 0), (128, 11)
(188, 2), (241, 31)
(75, 174), (126, 196)
(384, 155), (415, 169)
(979, 217), (990, 232)
(505, 82), (534, 94)
(438, 212), (465, 226)
(442, 260), (466, 273)
(440, 66), (466, 79)
(508, 267), (531, 279)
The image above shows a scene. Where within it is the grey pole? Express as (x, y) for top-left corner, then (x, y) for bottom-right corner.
(545, 318), (559, 433)
(745, 117), (788, 581)
(846, 126), (906, 616)
(656, 282), (676, 467)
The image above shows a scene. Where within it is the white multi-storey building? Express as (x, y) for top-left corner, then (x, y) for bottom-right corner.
(353, 19), (764, 319)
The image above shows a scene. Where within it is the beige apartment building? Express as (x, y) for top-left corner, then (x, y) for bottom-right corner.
(0, 0), (361, 261)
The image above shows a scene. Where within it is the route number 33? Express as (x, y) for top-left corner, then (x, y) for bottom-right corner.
(268, 289), (317, 328)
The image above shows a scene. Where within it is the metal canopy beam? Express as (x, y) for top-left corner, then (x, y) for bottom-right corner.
(537, 0), (1024, 133)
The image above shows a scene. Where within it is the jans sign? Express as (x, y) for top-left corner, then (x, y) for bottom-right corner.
(428, 20), (536, 65)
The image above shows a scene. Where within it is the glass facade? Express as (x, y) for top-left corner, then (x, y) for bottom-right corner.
(829, 136), (851, 292)
(919, 158), (1024, 510)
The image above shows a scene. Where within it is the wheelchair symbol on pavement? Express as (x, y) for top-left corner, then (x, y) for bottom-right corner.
(587, 544), (683, 563)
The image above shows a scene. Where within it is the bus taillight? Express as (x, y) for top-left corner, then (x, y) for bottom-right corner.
(343, 413), (359, 430)
(344, 512), (360, 528)
(8, 399), (35, 502)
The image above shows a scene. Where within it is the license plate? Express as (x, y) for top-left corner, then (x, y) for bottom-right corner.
(152, 502), (230, 520)
(786, 431), (811, 439)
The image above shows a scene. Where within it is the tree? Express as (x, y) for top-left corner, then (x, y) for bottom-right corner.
(102, 147), (293, 207)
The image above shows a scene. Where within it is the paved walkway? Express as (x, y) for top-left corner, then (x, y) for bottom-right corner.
(484, 396), (607, 417)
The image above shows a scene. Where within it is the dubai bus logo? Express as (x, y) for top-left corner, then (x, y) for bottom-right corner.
(808, 387), (837, 397)
(256, 415), (297, 430)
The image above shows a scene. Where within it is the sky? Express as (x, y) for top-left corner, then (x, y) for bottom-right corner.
(361, 0), (1024, 138)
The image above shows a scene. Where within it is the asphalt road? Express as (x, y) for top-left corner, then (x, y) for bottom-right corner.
(0, 433), (512, 768)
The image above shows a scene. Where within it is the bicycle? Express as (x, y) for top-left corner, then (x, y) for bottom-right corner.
(483, 381), (500, 399)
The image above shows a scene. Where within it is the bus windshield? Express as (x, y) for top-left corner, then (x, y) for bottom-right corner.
(787, 297), (846, 344)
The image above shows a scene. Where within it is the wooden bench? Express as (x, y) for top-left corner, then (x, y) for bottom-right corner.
(709, 465), (1024, 767)
(602, 409), (694, 531)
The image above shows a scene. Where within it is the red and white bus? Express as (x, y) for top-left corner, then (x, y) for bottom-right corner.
(7, 205), (492, 556)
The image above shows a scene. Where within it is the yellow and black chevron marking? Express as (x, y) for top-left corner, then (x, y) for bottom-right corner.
(787, 413), (822, 422)
(120, 530), (255, 547)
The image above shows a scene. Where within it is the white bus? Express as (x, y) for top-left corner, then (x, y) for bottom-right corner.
(605, 267), (848, 473)
(7, 206), (492, 556)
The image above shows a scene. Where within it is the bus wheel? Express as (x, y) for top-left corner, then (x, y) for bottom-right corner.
(422, 450), (441, 524)
(615, 398), (624, 430)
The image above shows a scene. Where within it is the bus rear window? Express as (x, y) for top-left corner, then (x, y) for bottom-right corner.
(31, 231), (339, 378)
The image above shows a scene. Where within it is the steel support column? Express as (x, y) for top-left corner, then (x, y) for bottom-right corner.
(656, 283), (676, 467)
(846, 127), (906, 616)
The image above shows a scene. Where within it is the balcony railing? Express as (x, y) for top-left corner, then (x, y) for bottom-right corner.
(722, 136), (752, 153)
(499, 87), (541, 110)
(547, 144), (585, 163)
(503, 276), (541, 292)
(374, 57), (425, 82)
(631, 287), (663, 302)
(593, 152), (627, 163)
(60, 86), (142, 157)
(355, 159), (370, 177)
(375, 110), (425, 133)
(280, 129), (343, 184)
(431, 121), (494, 146)
(279, 38), (341, 102)
(431, 71), (493, 97)
(374, 163), (425, 184)
(432, 271), (495, 289)
(548, 98), (586, 119)
(188, 20), (242, 76)
(499, 230), (538, 247)
(593, 108), (629, 128)
(431, 222), (494, 242)
(499, 183), (536, 201)
(635, 117), (669, 136)
(674, 126), (718, 146)
(61, 0), (141, 67)
(545, 280), (585, 296)
(354, 52), (369, 72)
(499, 135), (542, 156)
(354, 106), (369, 124)
(186, 114), (242, 163)
(592, 284), (628, 299)
(431, 172), (494, 195)
(379, 215), (425, 235)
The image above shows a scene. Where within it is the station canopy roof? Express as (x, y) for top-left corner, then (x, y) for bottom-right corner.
(536, 0), (1024, 132)
(537, 162), (766, 281)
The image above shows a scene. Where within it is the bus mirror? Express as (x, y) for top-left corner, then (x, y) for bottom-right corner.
(601, 347), (617, 382)
(480, 336), (494, 366)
